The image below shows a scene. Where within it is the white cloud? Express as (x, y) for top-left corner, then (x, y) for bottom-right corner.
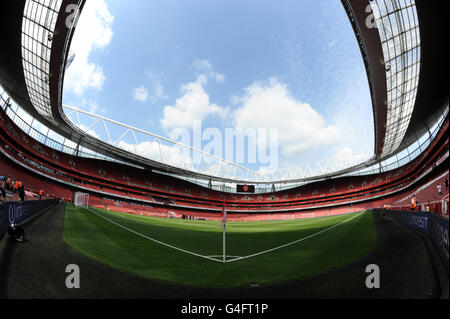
(79, 124), (100, 139)
(84, 99), (101, 114)
(73, 98), (107, 115)
(233, 78), (341, 156)
(160, 76), (228, 131)
(65, 98), (106, 115)
(193, 60), (212, 71)
(159, 60), (227, 131)
(196, 74), (208, 85)
(64, 0), (114, 95)
(133, 85), (149, 102)
(193, 60), (225, 83)
(151, 83), (169, 102)
(117, 140), (193, 169)
(117, 140), (241, 177)
(211, 72), (225, 83)
(335, 147), (356, 158)
(143, 71), (169, 103)
(335, 147), (371, 164)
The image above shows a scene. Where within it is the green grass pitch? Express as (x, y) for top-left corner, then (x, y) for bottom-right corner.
(63, 204), (377, 287)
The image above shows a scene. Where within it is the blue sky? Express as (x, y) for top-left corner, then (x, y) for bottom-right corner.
(63, 0), (374, 176)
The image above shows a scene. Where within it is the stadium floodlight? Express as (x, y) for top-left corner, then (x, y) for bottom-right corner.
(74, 192), (89, 209)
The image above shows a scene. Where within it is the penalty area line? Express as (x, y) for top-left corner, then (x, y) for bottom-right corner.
(85, 208), (224, 263)
(225, 212), (363, 263)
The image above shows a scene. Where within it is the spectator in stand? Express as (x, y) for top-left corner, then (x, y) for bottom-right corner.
(410, 195), (417, 211)
(14, 180), (19, 201)
(445, 178), (448, 191)
(19, 183), (25, 202)
(0, 178), (5, 202)
(8, 179), (13, 198)
(437, 183), (442, 196)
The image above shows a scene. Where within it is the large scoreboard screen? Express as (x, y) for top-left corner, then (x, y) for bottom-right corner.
(236, 184), (255, 193)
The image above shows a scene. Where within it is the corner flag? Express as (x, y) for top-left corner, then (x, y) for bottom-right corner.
(221, 201), (227, 229)
(221, 201), (227, 262)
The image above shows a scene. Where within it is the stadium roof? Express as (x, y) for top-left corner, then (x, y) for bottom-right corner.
(0, 0), (448, 184)
(342, 0), (448, 158)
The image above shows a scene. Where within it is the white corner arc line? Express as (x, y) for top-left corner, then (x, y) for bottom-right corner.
(207, 255), (242, 258)
(225, 213), (363, 263)
(86, 208), (224, 263)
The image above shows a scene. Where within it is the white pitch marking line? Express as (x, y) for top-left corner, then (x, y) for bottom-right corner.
(86, 207), (363, 264)
(207, 255), (242, 258)
(86, 208), (225, 263)
(225, 212), (363, 263)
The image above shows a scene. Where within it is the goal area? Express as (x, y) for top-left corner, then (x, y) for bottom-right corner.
(74, 192), (89, 208)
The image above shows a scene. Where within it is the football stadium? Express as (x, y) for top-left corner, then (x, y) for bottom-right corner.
(0, 0), (448, 306)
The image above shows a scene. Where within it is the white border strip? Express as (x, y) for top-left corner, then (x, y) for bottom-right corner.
(85, 207), (363, 264)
